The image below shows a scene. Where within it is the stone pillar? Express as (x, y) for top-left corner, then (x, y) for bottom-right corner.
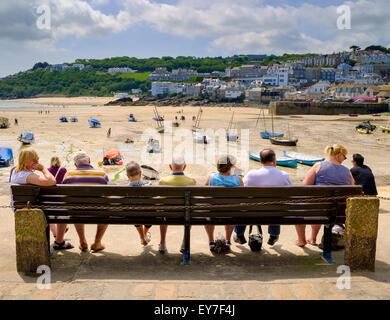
(14, 209), (50, 274)
(344, 197), (379, 272)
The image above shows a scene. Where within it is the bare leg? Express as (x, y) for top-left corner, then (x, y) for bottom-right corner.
(308, 225), (322, 244)
(55, 224), (68, 244)
(135, 226), (145, 242)
(295, 225), (307, 246)
(225, 225), (234, 242)
(94, 224), (109, 245)
(50, 224), (57, 237)
(204, 225), (215, 242)
(74, 224), (88, 247)
(160, 225), (168, 245)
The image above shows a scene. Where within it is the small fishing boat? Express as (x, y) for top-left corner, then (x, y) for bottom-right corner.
(0, 147), (14, 168)
(357, 128), (374, 134)
(283, 151), (324, 166)
(88, 118), (101, 128)
(380, 125), (390, 133)
(0, 117), (10, 129)
(124, 137), (134, 144)
(194, 130), (211, 144)
(70, 116), (78, 122)
(129, 114), (137, 122)
(349, 114), (358, 117)
(146, 139), (162, 153)
(260, 131), (284, 139)
(141, 165), (159, 180)
(59, 117), (68, 123)
(372, 114), (381, 117)
(17, 132), (35, 145)
(270, 136), (298, 146)
(249, 151), (297, 168)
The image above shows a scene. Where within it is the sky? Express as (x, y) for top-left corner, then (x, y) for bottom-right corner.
(0, 0), (390, 77)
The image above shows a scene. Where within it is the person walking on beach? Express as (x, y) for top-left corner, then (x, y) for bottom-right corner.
(235, 149), (291, 246)
(14, 118), (18, 125)
(351, 153), (377, 196)
(158, 156), (196, 254)
(204, 155), (244, 251)
(62, 151), (110, 252)
(107, 128), (111, 138)
(295, 144), (354, 247)
(126, 161), (152, 246)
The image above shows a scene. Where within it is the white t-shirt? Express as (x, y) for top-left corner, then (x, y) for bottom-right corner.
(9, 170), (33, 209)
(243, 166), (292, 186)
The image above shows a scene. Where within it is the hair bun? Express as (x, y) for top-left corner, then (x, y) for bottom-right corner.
(330, 147), (334, 150)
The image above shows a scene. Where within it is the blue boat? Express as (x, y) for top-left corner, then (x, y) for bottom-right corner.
(88, 119), (101, 128)
(17, 132), (35, 144)
(0, 147), (13, 168)
(260, 131), (284, 139)
(249, 151), (297, 168)
(283, 151), (324, 166)
(70, 116), (78, 122)
(59, 117), (68, 123)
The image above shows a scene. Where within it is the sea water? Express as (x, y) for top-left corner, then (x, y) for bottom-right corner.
(0, 101), (37, 108)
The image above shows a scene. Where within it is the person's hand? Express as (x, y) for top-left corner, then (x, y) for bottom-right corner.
(32, 163), (44, 171)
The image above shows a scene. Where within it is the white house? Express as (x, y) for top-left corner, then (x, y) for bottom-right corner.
(108, 67), (137, 74)
(306, 81), (331, 93)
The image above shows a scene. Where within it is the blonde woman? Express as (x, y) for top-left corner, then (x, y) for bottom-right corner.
(48, 157), (67, 184)
(10, 148), (74, 250)
(295, 144), (354, 247)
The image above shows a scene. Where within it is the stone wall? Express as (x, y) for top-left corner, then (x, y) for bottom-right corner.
(270, 101), (389, 115)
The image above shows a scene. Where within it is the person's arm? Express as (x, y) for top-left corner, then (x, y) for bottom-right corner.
(302, 162), (320, 185)
(238, 176), (244, 186)
(349, 171), (355, 185)
(27, 164), (56, 186)
(204, 176), (210, 186)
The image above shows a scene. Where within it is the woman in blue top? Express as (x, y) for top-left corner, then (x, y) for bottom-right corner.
(295, 144), (354, 247)
(204, 155), (244, 251)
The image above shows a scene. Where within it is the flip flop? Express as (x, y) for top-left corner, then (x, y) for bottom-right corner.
(306, 240), (318, 246)
(296, 241), (306, 248)
(79, 243), (89, 252)
(90, 243), (105, 252)
(53, 241), (74, 250)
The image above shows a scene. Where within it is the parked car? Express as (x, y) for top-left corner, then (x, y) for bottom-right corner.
(344, 98), (354, 103)
(354, 99), (364, 103)
(323, 98), (333, 103)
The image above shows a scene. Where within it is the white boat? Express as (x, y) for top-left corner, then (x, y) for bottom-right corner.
(146, 139), (162, 153)
(141, 165), (159, 180)
(283, 151), (324, 166)
(194, 131), (211, 144)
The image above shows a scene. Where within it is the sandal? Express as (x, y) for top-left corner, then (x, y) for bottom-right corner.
(53, 240), (74, 251)
(90, 243), (105, 252)
(79, 243), (89, 252)
(306, 240), (318, 246)
(296, 240), (306, 248)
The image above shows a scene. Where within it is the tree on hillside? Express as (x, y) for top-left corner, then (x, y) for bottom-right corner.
(365, 45), (390, 53)
(350, 45), (361, 52)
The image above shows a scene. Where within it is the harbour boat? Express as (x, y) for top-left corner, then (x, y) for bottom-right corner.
(226, 111), (239, 142)
(380, 125), (390, 133)
(153, 107), (164, 133)
(0, 117), (10, 129)
(124, 137), (134, 143)
(194, 130), (211, 144)
(17, 132), (35, 144)
(0, 147), (14, 168)
(146, 139), (162, 153)
(372, 114), (381, 117)
(270, 136), (298, 146)
(59, 117), (68, 123)
(141, 165), (159, 180)
(88, 118), (101, 128)
(70, 116), (78, 122)
(357, 128), (374, 134)
(249, 151), (297, 168)
(283, 151), (324, 166)
(129, 114), (137, 122)
(258, 109), (284, 139)
(356, 121), (376, 131)
(349, 114), (358, 117)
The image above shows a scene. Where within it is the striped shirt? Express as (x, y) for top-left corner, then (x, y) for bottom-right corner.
(62, 164), (109, 185)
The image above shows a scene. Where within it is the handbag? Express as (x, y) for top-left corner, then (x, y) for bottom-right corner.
(248, 225), (263, 252)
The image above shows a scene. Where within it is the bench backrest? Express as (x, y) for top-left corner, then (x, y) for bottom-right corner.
(11, 185), (362, 225)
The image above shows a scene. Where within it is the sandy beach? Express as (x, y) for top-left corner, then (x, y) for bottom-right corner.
(1, 97), (390, 196)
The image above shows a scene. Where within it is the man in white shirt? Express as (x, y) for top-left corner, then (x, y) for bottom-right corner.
(234, 149), (292, 246)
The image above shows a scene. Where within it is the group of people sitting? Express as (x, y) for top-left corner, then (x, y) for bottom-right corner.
(9, 143), (377, 254)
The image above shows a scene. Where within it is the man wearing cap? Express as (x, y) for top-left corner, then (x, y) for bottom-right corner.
(62, 151), (110, 252)
(158, 155), (196, 254)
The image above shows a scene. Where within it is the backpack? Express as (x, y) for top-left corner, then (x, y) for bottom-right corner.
(248, 225), (263, 252)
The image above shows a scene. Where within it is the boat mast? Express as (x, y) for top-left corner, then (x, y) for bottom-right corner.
(227, 111), (234, 132)
(271, 108), (274, 135)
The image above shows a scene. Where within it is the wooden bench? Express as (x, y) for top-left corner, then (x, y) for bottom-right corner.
(11, 184), (379, 273)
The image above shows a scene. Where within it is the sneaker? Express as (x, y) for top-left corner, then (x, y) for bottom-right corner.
(158, 243), (167, 254)
(233, 234), (247, 244)
(267, 235), (279, 246)
(209, 241), (216, 252)
(180, 243), (185, 254)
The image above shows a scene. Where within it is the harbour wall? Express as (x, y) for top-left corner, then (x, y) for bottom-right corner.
(270, 101), (390, 115)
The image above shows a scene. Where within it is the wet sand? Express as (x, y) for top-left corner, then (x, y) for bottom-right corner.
(1, 97), (390, 195)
